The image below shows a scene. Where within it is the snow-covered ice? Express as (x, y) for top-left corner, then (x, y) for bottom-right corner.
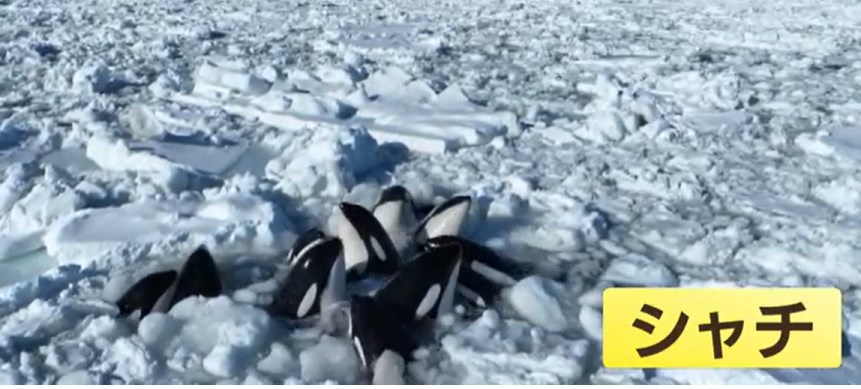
(299, 335), (361, 384)
(43, 192), (295, 267)
(506, 276), (569, 333)
(1, 0), (861, 384)
(410, 310), (590, 385)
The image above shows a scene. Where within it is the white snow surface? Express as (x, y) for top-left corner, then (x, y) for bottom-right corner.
(1, 0), (861, 384)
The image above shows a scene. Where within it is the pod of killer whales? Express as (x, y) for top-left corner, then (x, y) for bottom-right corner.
(113, 184), (541, 382)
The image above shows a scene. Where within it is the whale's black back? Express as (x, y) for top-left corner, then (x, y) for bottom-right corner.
(116, 270), (177, 317)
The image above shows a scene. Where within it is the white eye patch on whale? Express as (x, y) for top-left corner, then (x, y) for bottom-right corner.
(335, 202), (402, 280)
(115, 246), (223, 320)
(270, 236), (346, 320)
(413, 195), (472, 244)
(420, 235), (534, 308)
(372, 242), (463, 323)
(286, 227), (327, 266)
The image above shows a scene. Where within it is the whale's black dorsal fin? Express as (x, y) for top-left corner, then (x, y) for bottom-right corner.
(168, 245), (222, 308)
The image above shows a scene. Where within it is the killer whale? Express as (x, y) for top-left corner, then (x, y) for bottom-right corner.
(413, 195), (472, 245)
(115, 246), (222, 319)
(270, 236), (346, 320)
(334, 202), (402, 281)
(372, 185), (418, 259)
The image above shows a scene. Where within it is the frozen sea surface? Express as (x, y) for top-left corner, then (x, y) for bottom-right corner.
(0, 0), (860, 384)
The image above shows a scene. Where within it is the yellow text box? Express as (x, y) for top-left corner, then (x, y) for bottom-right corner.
(603, 287), (842, 368)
